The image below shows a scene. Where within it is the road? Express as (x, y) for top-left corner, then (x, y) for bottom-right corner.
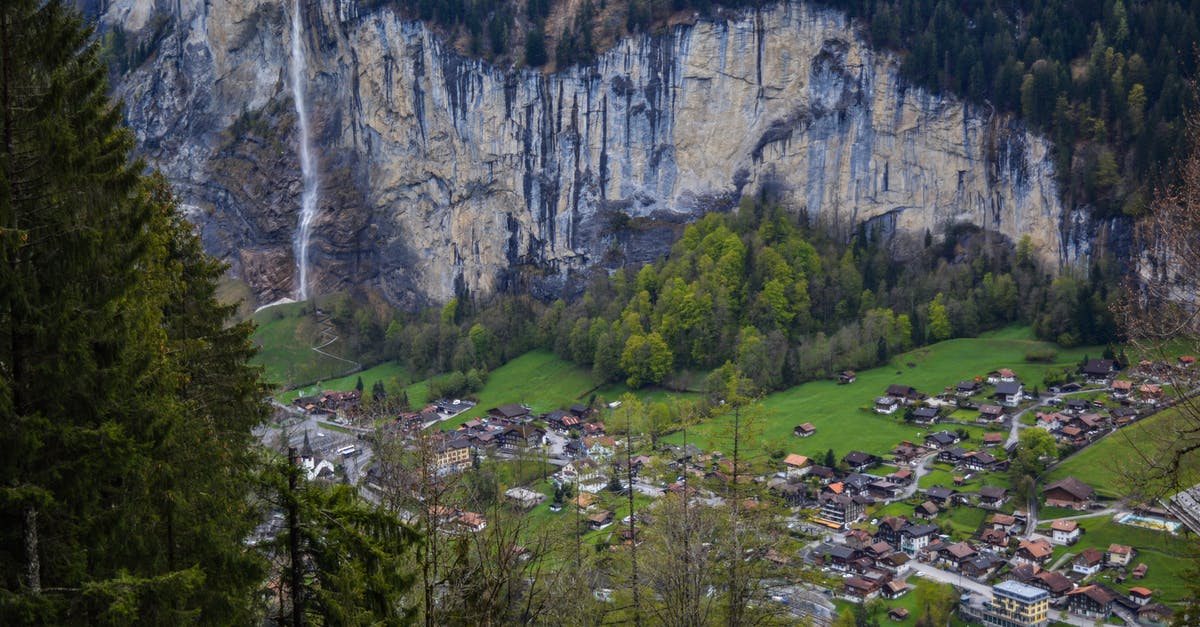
(897, 453), (937, 500)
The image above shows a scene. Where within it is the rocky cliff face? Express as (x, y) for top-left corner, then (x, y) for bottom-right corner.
(98, 0), (1085, 307)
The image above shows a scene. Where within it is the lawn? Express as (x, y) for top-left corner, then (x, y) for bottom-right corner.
(662, 326), (1100, 461)
(251, 301), (356, 388)
(278, 361), (410, 403)
(1063, 515), (1198, 604)
(439, 350), (600, 426)
(833, 577), (960, 626)
(938, 506), (989, 539)
(1045, 407), (1200, 501)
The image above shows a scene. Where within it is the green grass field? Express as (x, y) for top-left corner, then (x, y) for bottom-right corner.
(833, 577), (960, 627)
(662, 326), (1099, 461)
(1046, 408), (1200, 501)
(1060, 515), (1197, 604)
(278, 361), (411, 403)
(251, 302), (356, 388)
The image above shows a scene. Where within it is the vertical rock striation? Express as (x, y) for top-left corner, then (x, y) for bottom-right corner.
(100, 0), (1086, 307)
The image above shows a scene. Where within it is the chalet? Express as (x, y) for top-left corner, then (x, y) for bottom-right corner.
(890, 442), (926, 465)
(1050, 519), (1080, 545)
(914, 501), (939, 520)
(782, 453), (812, 479)
(899, 523), (939, 556)
(456, 511), (488, 533)
(977, 486), (1009, 509)
(558, 458), (605, 486)
(1138, 603), (1174, 625)
(979, 528), (1009, 549)
(936, 446), (968, 465)
(1082, 359), (1117, 384)
(769, 480), (808, 507)
(1073, 548), (1105, 576)
(546, 410), (582, 432)
(1043, 477), (1095, 510)
(839, 370), (858, 384)
(505, 487), (546, 509)
(887, 607), (909, 622)
(991, 380), (1025, 407)
(1031, 570), (1075, 598)
(809, 465), (836, 484)
(568, 403), (590, 417)
(868, 480), (901, 500)
(874, 396), (901, 415)
(793, 422), (817, 437)
(936, 542), (977, 570)
(882, 580), (910, 600)
(956, 380), (983, 397)
(843, 451), (881, 472)
(843, 577), (880, 601)
(925, 486), (958, 506)
(1128, 587), (1153, 607)
(875, 517), (909, 545)
(586, 510), (614, 530)
(1014, 539), (1054, 566)
(488, 403), (531, 421)
(1067, 585), (1115, 619)
(889, 468), (914, 485)
(1107, 544), (1134, 567)
(962, 553), (1004, 579)
(978, 404), (1006, 422)
(1132, 563), (1149, 578)
(1111, 407), (1139, 426)
(583, 435), (617, 459)
(1139, 383), (1163, 401)
(886, 384), (922, 403)
(1036, 412), (1065, 432)
(982, 432), (1005, 447)
(988, 368), (1018, 384)
(990, 513), (1019, 534)
(1006, 563), (1041, 584)
(1180, 355), (1197, 367)
(818, 493), (870, 527)
(912, 406), (940, 425)
(864, 541), (894, 561)
(582, 421), (606, 435)
(962, 450), (1006, 472)
(499, 425), (545, 451)
(1111, 379), (1133, 398)
(924, 430), (960, 449)
(1064, 398), (1091, 414)
(817, 544), (859, 572)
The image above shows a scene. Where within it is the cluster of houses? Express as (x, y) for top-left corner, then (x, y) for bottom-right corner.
(292, 389), (363, 417)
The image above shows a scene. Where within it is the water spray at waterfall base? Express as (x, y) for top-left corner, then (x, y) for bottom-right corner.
(290, 0), (319, 301)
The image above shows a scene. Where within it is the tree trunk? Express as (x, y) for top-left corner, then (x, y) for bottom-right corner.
(24, 504), (39, 594)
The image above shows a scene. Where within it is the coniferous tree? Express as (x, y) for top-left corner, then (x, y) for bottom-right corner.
(0, 3), (268, 622)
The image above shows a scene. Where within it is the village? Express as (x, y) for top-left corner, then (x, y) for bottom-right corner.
(276, 351), (1200, 627)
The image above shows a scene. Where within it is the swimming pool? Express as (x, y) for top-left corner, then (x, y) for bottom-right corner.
(1117, 513), (1182, 534)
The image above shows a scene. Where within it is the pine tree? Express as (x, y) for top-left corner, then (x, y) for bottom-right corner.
(0, 3), (267, 622)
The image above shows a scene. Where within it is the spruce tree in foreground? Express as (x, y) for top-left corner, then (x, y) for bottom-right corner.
(0, 2), (267, 622)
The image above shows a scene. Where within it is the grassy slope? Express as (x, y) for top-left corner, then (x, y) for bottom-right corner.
(278, 361), (410, 404)
(1046, 407), (1200, 500)
(251, 302), (353, 388)
(662, 326), (1099, 460)
(1040, 515), (1198, 604)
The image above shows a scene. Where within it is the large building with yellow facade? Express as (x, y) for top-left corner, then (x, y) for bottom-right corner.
(979, 580), (1050, 627)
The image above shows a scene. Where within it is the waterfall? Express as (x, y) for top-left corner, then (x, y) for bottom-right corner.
(289, 0), (319, 301)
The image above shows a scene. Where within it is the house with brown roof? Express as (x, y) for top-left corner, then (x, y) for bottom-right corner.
(456, 511), (488, 533)
(782, 453), (811, 478)
(936, 542), (978, 570)
(977, 486), (1009, 509)
(1128, 587), (1153, 606)
(883, 580), (910, 600)
(487, 403), (531, 421)
(1107, 544), (1134, 567)
(1043, 477), (1095, 510)
(843, 577), (880, 601)
(793, 422), (817, 437)
(988, 368), (1018, 384)
(1111, 379), (1133, 398)
(1067, 585), (1115, 619)
(1031, 570), (1075, 598)
(979, 528), (1009, 549)
(989, 513), (1018, 533)
(982, 431), (1005, 447)
(1050, 519), (1080, 545)
(1072, 548), (1105, 576)
(1014, 539), (1054, 566)
(839, 370), (857, 384)
(586, 510), (614, 530)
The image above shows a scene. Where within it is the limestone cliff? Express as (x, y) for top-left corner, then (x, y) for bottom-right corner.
(97, 0), (1086, 307)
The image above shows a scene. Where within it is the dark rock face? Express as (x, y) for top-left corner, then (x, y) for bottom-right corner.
(98, 0), (1105, 308)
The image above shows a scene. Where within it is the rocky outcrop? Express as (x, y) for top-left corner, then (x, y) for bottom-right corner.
(98, 0), (1086, 307)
